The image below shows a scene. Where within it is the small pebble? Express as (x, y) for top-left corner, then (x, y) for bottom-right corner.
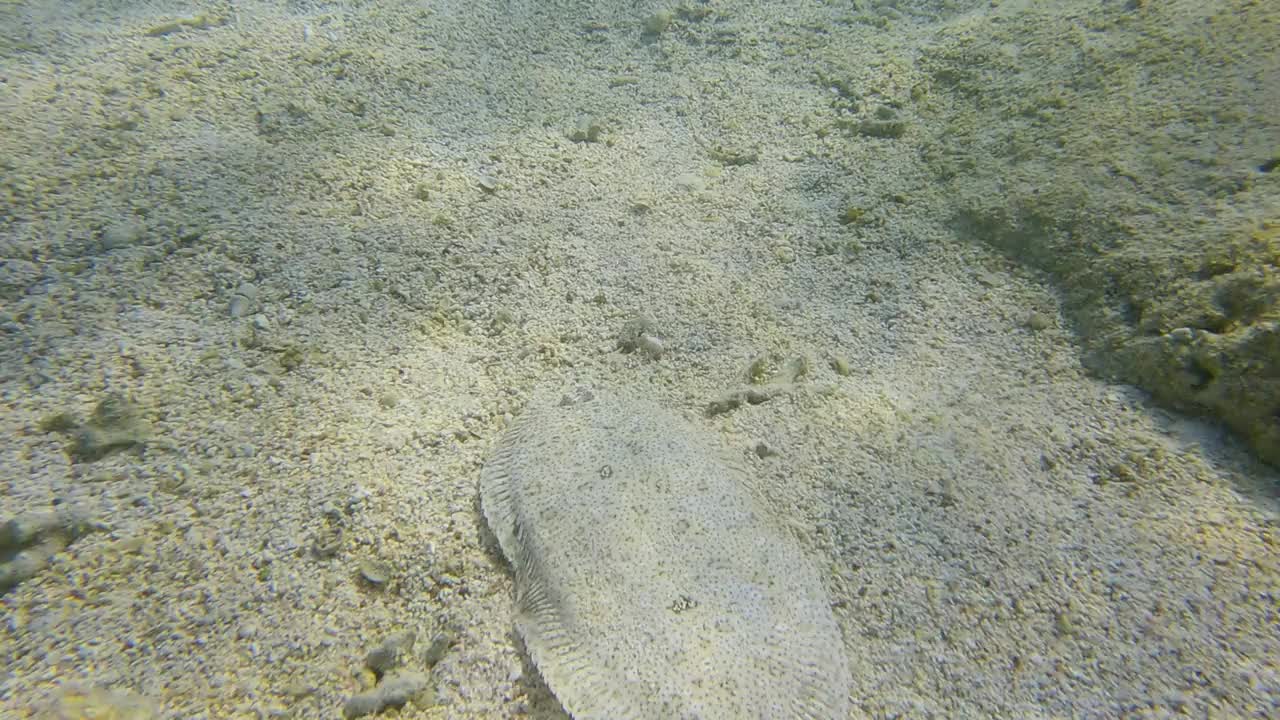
(830, 354), (852, 376)
(377, 672), (430, 706)
(673, 173), (705, 193)
(1025, 311), (1051, 331)
(101, 221), (146, 250)
(616, 314), (664, 358)
(636, 334), (665, 359)
(568, 117), (604, 143)
(228, 294), (252, 318)
(228, 283), (258, 318)
(343, 694), (382, 719)
(642, 10), (673, 35)
(358, 557), (392, 587)
(421, 631), (453, 667)
(365, 631), (416, 675)
(343, 671), (430, 719)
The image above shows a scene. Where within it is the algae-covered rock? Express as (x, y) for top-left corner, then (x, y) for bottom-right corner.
(364, 631), (416, 676)
(642, 10), (674, 37)
(1, 508), (106, 593)
(856, 105), (908, 139)
(73, 393), (152, 461)
(342, 671), (430, 719)
(100, 220), (147, 250)
(707, 144), (759, 166)
(616, 313), (666, 359)
(919, 0), (1280, 465)
(568, 116), (604, 143)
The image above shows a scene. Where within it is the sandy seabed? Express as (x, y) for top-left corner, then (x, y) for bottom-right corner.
(1, 1), (1276, 718)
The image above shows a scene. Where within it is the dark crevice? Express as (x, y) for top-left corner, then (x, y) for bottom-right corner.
(1187, 359), (1215, 391)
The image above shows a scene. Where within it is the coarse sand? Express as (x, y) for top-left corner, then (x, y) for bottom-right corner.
(1, 1), (1276, 718)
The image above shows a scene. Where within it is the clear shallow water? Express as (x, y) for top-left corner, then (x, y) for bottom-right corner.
(1, 1), (1277, 718)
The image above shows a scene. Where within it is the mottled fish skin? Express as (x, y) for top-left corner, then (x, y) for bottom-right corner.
(480, 393), (851, 720)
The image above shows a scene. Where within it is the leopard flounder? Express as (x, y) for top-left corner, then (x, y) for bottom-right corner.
(480, 391), (851, 719)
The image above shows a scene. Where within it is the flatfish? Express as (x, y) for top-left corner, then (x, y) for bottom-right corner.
(480, 392), (850, 719)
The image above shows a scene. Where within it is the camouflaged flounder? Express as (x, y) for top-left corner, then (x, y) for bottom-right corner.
(480, 392), (850, 720)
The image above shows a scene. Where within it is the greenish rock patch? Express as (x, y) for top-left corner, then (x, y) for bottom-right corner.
(71, 393), (152, 462)
(918, 0), (1280, 466)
